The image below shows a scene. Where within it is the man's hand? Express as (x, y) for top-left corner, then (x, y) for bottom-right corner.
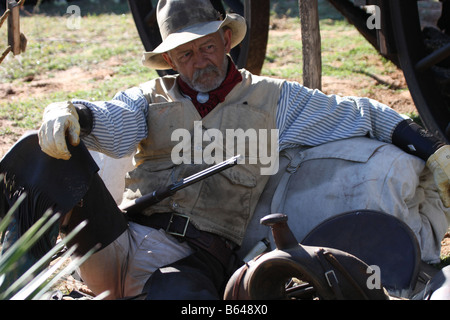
(427, 145), (450, 207)
(38, 101), (81, 160)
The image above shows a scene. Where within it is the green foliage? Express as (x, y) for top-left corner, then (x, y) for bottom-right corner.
(0, 181), (98, 300)
(0, 3), (158, 131)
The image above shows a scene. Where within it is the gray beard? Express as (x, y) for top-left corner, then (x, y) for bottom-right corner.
(181, 56), (228, 93)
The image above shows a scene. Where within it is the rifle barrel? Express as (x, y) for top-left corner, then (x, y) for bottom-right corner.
(119, 155), (241, 213)
(171, 155), (241, 191)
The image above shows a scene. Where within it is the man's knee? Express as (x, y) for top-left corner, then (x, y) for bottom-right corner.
(63, 174), (128, 256)
(142, 249), (227, 300)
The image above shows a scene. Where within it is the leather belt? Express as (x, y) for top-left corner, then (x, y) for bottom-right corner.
(127, 212), (237, 268)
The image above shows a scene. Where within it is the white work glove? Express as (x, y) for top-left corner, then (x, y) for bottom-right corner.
(38, 101), (80, 160)
(426, 145), (450, 207)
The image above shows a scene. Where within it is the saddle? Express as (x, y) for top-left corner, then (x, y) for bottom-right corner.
(224, 211), (422, 300)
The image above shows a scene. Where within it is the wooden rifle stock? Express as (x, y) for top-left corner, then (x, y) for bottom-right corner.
(119, 155), (241, 213)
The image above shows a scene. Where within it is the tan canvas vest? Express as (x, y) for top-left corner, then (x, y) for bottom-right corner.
(123, 69), (285, 245)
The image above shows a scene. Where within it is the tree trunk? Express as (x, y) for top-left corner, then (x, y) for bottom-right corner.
(299, 0), (322, 90)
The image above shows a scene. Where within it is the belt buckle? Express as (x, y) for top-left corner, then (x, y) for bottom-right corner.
(166, 213), (190, 237)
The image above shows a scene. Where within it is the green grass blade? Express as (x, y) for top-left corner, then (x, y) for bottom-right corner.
(9, 245), (78, 300)
(31, 244), (100, 300)
(1, 220), (88, 299)
(0, 192), (27, 234)
(0, 209), (59, 274)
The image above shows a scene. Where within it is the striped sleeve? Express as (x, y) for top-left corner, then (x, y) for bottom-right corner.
(276, 81), (406, 151)
(72, 87), (149, 158)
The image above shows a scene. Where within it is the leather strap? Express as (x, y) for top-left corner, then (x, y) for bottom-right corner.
(315, 248), (369, 300)
(127, 212), (237, 268)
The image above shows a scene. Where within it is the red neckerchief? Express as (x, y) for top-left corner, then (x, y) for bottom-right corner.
(177, 60), (242, 117)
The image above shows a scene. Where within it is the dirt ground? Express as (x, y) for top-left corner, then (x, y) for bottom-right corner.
(0, 60), (123, 158)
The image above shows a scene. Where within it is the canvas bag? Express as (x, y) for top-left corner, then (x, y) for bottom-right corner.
(238, 136), (450, 264)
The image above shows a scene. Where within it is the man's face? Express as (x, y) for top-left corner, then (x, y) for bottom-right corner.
(162, 29), (232, 93)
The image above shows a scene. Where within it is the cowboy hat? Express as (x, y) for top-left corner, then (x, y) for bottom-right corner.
(142, 0), (247, 70)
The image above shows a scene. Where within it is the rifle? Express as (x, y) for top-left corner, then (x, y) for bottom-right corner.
(119, 155), (241, 213)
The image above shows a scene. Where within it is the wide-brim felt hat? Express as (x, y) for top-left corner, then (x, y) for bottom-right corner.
(142, 0), (247, 70)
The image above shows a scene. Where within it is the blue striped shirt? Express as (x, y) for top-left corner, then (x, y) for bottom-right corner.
(73, 80), (405, 159)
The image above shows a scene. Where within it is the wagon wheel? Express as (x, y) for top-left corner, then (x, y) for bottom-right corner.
(327, 0), (450, 143)
(127, 0), (270, 76)
(388, 0), (450, 143)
